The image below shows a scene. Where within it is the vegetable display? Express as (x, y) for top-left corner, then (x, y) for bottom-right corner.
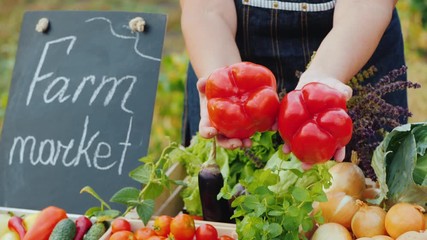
(278, 82), (353, 164)
(3, 63), (423, 240)
(205, 62), (280, 139)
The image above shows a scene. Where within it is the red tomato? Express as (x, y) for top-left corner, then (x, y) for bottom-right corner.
(278, 82), (353, 164)
(195, 224), (218, 240)
(191, 215), (203, 221)
(146, 236), (167, 240)
(170, 213), (196, 240)
(109, 230), (135, 240)
(134, 227), (157, 240)
(218, 235), (234, 240)
(153, 215), (173, 237)
(111, 218), (132, 234)
(205, 62), (280, 139)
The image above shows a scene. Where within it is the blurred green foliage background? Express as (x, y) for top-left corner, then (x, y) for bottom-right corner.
(0, 0), (426, 159)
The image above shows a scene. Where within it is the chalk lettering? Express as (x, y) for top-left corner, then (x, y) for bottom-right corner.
(72, 75), (95, 103)
(89, 75), (136, 114)
(58, 140), (75, 167)
(93, 142), (114, 170)
(36, 139), (56, 165)
(9, 136), (36, 165)
(27, 36), (76, 106)
(44, 76), (71, 103)
(7, 115), (129, 175)
(118, 116), (133, 175)
(70, 115), (99, 168)
(28, 36), (136, 114)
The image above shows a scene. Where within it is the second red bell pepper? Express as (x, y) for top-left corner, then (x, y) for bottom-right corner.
(278, 82), (353, 164)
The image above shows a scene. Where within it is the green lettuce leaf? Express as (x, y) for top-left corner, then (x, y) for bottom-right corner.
(371, 122), (427, 208)
(264, 150), (334, 194)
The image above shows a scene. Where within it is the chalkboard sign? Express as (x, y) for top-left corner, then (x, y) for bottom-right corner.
(0, 11), (167, 213)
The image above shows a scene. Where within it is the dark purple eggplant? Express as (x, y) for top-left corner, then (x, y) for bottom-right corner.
(198, 139), (234, 223)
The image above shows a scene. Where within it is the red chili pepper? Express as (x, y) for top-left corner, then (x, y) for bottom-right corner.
(278, 82), (353, 164)
(8, 216), (26, 240)
(23, 206), (67, 240)
(73, 215), (92, 240)
(205, 62), (280, 139)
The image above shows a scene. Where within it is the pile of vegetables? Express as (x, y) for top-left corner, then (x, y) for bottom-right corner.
(105, 214), (236, 240)
(0, 205), (107, 240)
(75, 62), (426, 239)
(311, 161), (426, 239)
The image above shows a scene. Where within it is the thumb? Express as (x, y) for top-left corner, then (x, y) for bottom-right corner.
(196, 77), (208, 95)
(333, 146), (346, 162)
(282, 143), (291, 154)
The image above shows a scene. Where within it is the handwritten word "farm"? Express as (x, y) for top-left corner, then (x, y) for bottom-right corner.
(26, 36), (136, 114)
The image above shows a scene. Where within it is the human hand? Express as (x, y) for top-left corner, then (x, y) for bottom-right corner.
(295, 72), (353, 101)
(197, 77), (252, 149)
(283, 73), (353, 170)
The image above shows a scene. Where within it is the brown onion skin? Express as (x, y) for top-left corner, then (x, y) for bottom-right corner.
(351, 202), (387, 238)
(317, 191), (360, 229)
(396, 230), (427, 240)
(357, 236), (393, 240)
(325, 162), (366, 199)
(385, 202), (426, 239)
(311, 223), (352, 240)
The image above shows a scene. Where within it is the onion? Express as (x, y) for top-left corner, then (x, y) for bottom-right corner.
(362, 187), (381, 201)
(357, 236), (393, 240)
(324, 162), (366, 199)
(385, 202), (426, 239)
(317, 191), (360, 228)
(351, 201), (387, 238)
(311, 223), (352, 240)
(396, 230), (427, 240)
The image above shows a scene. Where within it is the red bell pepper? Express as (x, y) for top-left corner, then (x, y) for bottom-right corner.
(205, 62), (280, 139)
(278, 82), (353, 164)
(8, 216), (26, 239)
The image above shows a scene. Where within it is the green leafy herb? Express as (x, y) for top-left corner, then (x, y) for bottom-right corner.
(231, 150), (333, 240)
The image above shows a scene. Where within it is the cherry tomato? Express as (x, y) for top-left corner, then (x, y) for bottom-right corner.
(191, 215), (203, 221)
(111, 218), (132, 234)
(170, 213), (195, 240)
(153, 215), (173, 237)
(109, 230), (135, 240)
(134, 227), (157, 240)
(146, 236), (167, 240)
(218, 235), (234, 240)
(195, 224), (218, 240)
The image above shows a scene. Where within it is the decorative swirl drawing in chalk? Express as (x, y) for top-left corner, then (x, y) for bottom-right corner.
(85, 17), (161, 62)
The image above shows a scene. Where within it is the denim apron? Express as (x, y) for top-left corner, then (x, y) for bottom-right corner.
(181, 0), (407, 146)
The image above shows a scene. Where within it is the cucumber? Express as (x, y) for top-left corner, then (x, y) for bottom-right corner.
(49, 218), (76, 240)
(83, 222), (107, 240)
